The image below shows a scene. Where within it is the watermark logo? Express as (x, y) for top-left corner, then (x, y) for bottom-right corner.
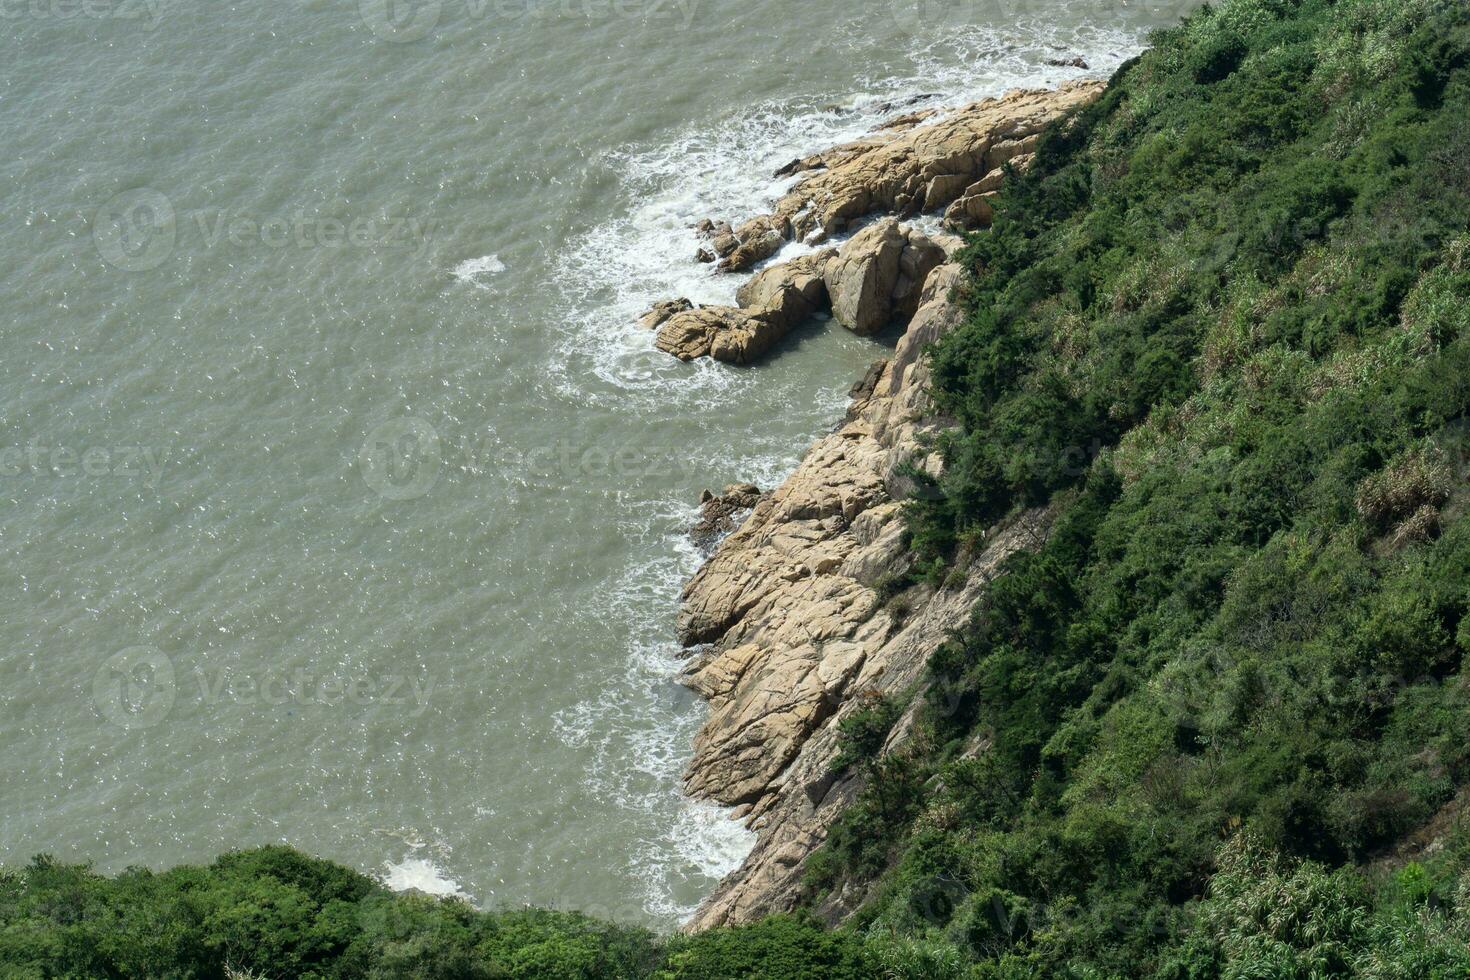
(888, 0), (983, 36)
(0, 444), (172, 486)
(359, 0), (441, 41)
(194, 667), (436, 717)
(93, 646), (176, 729)
(358, 0), (699, 42)
(93, 188), (438, 271)
(0, 0), (167, 29)
(360, 417), (442, 501)
(93, 189), (176, 272)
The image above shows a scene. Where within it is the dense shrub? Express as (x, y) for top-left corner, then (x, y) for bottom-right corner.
(803, 0), (1470, 973)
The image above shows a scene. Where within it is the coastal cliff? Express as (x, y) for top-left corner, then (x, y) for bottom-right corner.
(659, 82), (1105, 928)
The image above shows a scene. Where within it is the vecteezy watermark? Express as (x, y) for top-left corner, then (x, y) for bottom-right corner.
(360, 417), (442, 501)
(0, 0), (166, 28)
(193, 666), (436, 718)
(93, 646), (176, 730)
(358, 0), (699, 43)
(94, 647), (437, 729)
(92, 188), (437, 271)
(0, 444), (172, 486)
(359, 414), (806, 501)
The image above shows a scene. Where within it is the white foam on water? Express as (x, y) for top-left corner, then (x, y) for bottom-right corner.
(381, 856), (468, 898)
(540, 19), (1162, 923)
(451, 253), (507, 288)
(547, 20), (1150, 406)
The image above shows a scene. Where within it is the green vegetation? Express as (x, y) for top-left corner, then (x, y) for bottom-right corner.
(0, 847), (881, 979)
(803, 0), (1470, 973)
(9, 0), (1470, 975)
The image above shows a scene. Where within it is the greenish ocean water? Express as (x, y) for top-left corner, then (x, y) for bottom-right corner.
(0, 0), (1196, 925)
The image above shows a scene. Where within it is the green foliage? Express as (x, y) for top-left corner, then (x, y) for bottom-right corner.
(0, 848), (661, 979)
(803, 0), (1470, 973)
(657, 915), (874, 979)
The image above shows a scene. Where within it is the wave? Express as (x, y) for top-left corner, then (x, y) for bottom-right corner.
(546, 20), (1148, 405)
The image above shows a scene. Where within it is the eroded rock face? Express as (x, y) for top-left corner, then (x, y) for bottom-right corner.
(676, 262), (1055, 929)
(661, 80), (1106, 928)
(822, 219), (945, 336)
(651, 250), (837, 364)
(704, 80), (1103, 272)
(772, 81), (1102, 242)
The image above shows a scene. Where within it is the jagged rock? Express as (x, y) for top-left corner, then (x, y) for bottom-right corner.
(773, 81), (1104, 241)
(822, 219), (945, 336)
(761, 82), (1102, 244)
(651, 249), (837, 364)
(1047, 55), (1090, 68)
(718, 216), (791, 273)
(692, 483), (764, 551)
(735, 249), (835, 322)
(943, 192), (995, 231)
(638, 297), (694, 330)
(677, 259), (1057, 929)
(653, 306), (764, 364)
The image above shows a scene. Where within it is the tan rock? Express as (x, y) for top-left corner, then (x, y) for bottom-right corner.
(823, 219), (944, 336)
(653, 306), (754, 362)
(735, 249), (835, 321)
(637, 297), (694, 330)
(649, 250), (836, 365)
(718, 216), (790, 273)
(943, 193), (995, 231)
(678, 258), (1058, 929)
(772, 81), (1104, 241)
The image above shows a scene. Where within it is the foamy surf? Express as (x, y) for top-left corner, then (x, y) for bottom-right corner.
(452, 254), (507, 288)
(381, 857), (468, 899)
(547, 20), (1148, 405)
(537, 17), (1161, 925)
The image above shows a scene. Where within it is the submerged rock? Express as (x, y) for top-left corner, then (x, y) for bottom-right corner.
(691, 483), (764, 552)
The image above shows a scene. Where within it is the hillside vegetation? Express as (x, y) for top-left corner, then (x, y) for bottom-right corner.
(6, 0), (1470, 976)
(809, 0), (1470, 973)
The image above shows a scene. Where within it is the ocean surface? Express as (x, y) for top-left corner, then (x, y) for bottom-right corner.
(0, 0), (1198, 925)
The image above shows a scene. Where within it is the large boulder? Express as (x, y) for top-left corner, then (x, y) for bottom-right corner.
(648, 249), (836, 364)
(735, 249), (834, 321)
(822, 219), (945, 336)
(654, 306), (765, 364)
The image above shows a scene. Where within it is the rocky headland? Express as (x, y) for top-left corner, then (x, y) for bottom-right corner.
(651, 80), (1105, 929)
(642, 79), (1103, 366)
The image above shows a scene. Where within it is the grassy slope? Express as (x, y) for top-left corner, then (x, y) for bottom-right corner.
(804, 0), (1470, 974)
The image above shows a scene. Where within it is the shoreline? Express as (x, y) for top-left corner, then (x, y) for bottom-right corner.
(657, 79), (1108, 928)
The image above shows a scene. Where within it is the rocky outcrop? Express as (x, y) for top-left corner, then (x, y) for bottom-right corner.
(645, 80), (1103, 367)
(823, 219), (945, 336)
(676, 261), (1054, 929)
(717, 79), (1104, 269)
(664, 80), (1104, 929)
(652, 250), (836, 364)
(638, 298), (694, 331)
